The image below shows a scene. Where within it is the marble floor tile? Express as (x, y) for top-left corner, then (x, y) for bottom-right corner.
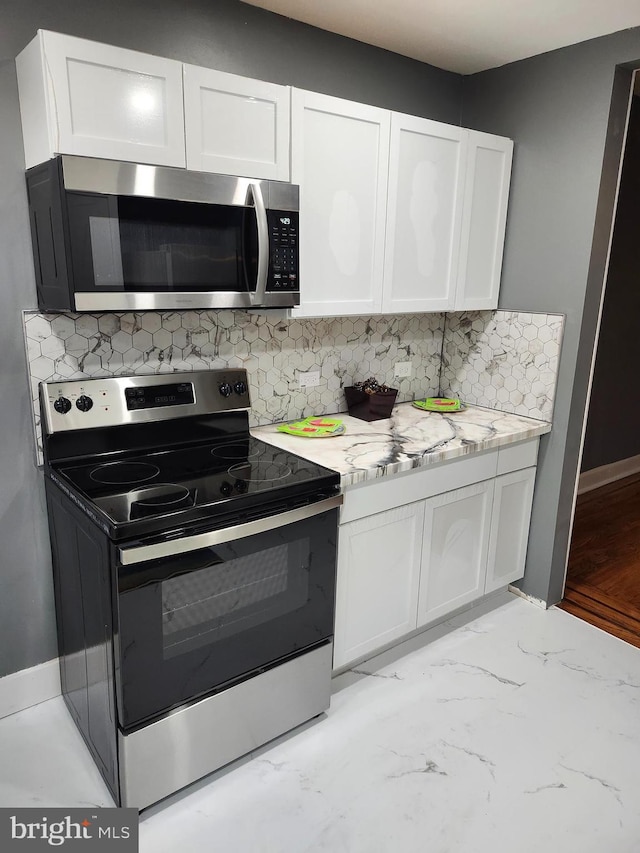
(2, 591), (640, 852)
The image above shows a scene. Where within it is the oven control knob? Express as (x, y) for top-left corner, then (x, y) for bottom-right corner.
(234, 381), (247, 395)
(219, 382), (233, 398)
(76, 395), (94, 412)
(234, 480), (248, 493)
(220, 481), (233, 497)
(76, 394), (93, 412)
(53, 396), (72, 415)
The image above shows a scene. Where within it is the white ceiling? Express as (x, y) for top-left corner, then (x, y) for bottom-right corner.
(239, 0), (640, 74)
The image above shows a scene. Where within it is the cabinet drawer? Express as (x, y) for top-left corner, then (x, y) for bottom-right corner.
(496, 438), (539, 475)
(341, 450), (498, 524)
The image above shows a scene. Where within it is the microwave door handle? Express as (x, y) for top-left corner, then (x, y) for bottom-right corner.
(247, 182), (269, 306)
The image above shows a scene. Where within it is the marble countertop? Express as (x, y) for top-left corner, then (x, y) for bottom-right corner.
(252, 402), (551, 487)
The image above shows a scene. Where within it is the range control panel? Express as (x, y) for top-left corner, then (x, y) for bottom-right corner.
(40, 369), (251, 434)
(267, 210), (298, 292)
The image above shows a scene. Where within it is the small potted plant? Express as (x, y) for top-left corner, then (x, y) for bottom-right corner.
(344, 377), (398, 421)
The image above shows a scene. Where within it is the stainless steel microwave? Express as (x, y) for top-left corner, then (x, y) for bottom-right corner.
(26, 155), (300, 312)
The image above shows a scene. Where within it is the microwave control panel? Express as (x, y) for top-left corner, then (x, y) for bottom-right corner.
(268, 210), (299, 292)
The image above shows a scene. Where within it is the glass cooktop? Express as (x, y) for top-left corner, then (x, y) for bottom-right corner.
(54, 435), (340, 533)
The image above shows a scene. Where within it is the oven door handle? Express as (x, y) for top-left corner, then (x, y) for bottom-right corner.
(118, 493), (343, 566)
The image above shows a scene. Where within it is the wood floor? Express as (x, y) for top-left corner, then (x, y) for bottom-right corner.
(560, 472), (640, 648)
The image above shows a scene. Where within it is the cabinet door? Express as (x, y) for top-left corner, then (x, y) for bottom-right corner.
(485, 467), (535, 594)
(454, 130), (513, 310)
(417, 480), (493, 626)
(17, 31), (185, 168)
(184, 65), (290, 180)
(291, 89), (390, 318)
(333, 504), (423, 669)
(382, 114), (466, 313)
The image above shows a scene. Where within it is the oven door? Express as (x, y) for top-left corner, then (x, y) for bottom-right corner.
(114, 495), (341, 731)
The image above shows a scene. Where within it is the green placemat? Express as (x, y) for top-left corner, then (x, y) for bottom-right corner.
(277, 416), (345, 438)
(413, 397), (465, 413)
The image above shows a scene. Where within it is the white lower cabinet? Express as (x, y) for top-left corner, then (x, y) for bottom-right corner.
(333, 443), (538, 670)
(333, 504), (424, 669)
(484, 467), (536, 594)
(417, 480), (493, 626)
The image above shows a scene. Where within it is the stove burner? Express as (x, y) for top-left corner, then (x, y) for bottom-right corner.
(210, 441), (260, 462)
(129, 484), (194, 519)
(228, 461), (292, 483)
(132, 484), (191, 507)
(90, 461), (160, 485)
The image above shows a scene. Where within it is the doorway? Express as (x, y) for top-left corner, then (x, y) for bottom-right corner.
(561, 79), (640, 646)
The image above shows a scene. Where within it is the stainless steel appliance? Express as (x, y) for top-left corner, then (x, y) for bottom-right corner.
(40, 369), (340, 809)
(26, 156), (300, 312)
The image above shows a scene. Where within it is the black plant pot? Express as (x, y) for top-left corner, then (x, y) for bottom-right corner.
(344, 387), (398, 421)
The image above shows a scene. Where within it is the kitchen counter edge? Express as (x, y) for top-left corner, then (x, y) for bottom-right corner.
(251, 402), (551, 488)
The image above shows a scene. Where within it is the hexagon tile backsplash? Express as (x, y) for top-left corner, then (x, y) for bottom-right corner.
(23, 307), (564, 463)
(441, 310), (564, 421)
(23, 309), (444, 459)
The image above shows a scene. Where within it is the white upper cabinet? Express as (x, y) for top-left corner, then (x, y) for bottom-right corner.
(290, 89), (512, 318)
(455, 130), (513, 310)
(15, 31), (513, 314)
(183, 65), (290, 180)
(291, 89), (390, 318)
(16, 31), (186, 168)
(382, 114), (467, 314)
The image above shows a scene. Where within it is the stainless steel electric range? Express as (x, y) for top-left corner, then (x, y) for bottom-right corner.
(39, 369), (341, 810)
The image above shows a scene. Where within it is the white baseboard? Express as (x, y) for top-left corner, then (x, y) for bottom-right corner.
(578, 453), (640, 494)
(0, 658), (61, 720)
(508, 584), (547, 608)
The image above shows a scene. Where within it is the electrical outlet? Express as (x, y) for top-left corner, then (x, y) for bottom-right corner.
(394, 361), (412, 378)
(299, 370), (320, 388)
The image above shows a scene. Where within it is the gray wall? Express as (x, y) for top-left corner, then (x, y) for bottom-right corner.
(0, 0), (462, 678)
(581, 96), (640, 472)
(463, 30), (640, 604)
